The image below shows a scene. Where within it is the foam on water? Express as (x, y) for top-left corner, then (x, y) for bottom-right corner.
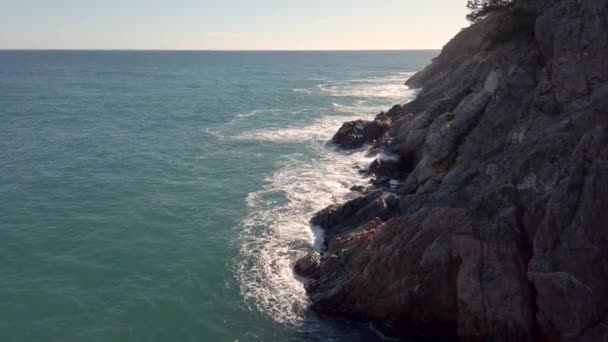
(292, 88), (312, 94)
(229, 108), (284, 125)
(331, 100), (387, 117)
(204, 127), (226, 140)
(235, 115), (362, 143)
(234, 72), (416, 325)
(237, 109), (267, 119)
(318, 72), (415, 99)
(235, 143), (373, 324)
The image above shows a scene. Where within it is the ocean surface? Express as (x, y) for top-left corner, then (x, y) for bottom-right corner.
(0, 50), (436, 342)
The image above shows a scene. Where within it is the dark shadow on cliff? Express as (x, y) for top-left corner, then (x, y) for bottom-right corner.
(287, 309), (457, 342)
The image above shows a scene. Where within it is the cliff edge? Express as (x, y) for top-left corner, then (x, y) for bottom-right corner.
(296, 1), (608, 340)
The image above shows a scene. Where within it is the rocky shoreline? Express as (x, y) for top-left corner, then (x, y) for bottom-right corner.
(295, 1), (608, 341)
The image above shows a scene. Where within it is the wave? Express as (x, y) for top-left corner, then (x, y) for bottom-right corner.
(318, 72), (415, 99)
(233, 108), (282, 122)
(234, 115), (361, 143)
(231, 108), (310, 126)
(331, 100), (389, 116)
(204, 127), (226, 140)
(233, 70), (415, 326)
(236, 109), (265, 119)
(292, 88), (312, 94)
(235, 148), (373, 324)
(224, 108), (281, 128)
(318, 82), (408, 99)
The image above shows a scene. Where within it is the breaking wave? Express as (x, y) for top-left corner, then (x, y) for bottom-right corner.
(235, 146), (373, 323)
(233, 72), (416, 325)
(318, 72), (415, 99)
(234, 115), (361, 143)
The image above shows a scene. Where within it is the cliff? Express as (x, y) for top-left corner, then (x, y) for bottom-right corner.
(295, 0), (608, 340)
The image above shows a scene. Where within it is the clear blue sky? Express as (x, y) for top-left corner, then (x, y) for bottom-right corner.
(1, 0), (468, 50)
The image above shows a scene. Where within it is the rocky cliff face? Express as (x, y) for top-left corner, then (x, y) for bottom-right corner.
(296, 1), (608, 340)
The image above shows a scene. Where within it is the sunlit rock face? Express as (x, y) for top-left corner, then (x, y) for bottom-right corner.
(298, 1), (608, 340)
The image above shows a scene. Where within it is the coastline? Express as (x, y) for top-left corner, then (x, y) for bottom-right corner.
(231, 66), (422, 331)
(295, 1), (608, 341)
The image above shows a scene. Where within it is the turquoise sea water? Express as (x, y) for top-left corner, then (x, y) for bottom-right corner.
(0, 51), (436, 342)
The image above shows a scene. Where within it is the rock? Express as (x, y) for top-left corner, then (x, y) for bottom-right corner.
(294, 251), (321, 278)
(528, 129), (608, 341)
(404, 71), (501, 194)
(331, 118), (390, 150)
(306, 209), (460, 331)
(394, 97), (460, 163)
(310, 191), (397, 235)
(331, 120), (368, 149)
(368, 157), (409, 180)
(349, 185), (368, 194)
(303, 1), (608, 341)
(528, 272), (599, 341)
(326, 217), (384, 250)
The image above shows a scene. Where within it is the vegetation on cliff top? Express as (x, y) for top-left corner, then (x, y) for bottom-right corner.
(466, 0), (515, 21)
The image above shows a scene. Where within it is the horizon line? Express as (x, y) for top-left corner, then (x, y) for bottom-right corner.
(0, 48), (441, 52)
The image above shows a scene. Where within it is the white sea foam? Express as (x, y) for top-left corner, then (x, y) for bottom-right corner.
(237, 109), (264, 119)
(235, 146), (373, 324)
(204, 127), (225, 140)
(230, 108), (311, 126)
(331, 102), (386, 116)
(318, 72), (415, 99)
(234, 71), (416, 325)
(319, 82), (408, 98)
(234, 115), (361, 143)
(229, 108), (283, 125)
(292, 88), (312, 94)
(378, 152), (401, 162)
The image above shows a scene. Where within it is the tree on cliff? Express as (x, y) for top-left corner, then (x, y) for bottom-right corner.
(466, 0), (515, 21)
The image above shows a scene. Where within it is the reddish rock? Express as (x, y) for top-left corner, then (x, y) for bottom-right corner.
(294, 251), (321, 278)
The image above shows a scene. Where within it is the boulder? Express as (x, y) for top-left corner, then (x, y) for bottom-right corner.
(294, 251), (321, 278)
(331, 118), (390, 150)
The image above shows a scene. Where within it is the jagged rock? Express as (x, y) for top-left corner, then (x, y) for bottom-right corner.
(310, 191), (397, 235)
(326, 217), (384, 254)
(331, 120), (368, 149)
(331, 118), (391, 150)
(349, 185), (368, 194)
(403, 71), (501, 194)
(394, 97), (460, 162)
(368, 157), (409, 180)
(306, 209), (460, 331)
(528, 129), (608, 341)
(298, 1), (608, 340)
(294, 251), (321, 278)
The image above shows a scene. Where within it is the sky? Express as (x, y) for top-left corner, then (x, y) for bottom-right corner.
(0, 0), (468, 50)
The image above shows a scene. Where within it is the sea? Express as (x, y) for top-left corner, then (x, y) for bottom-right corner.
(0, 50), (437, 342)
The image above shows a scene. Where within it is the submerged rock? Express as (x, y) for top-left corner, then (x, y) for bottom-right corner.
(297, 1), (608, 340)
